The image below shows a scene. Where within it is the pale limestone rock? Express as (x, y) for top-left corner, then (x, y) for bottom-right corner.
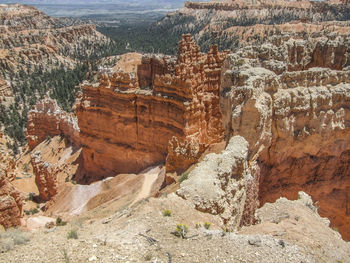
(177, 136), (251, 231)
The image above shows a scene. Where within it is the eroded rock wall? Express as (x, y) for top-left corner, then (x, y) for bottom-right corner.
(27, 96), (80, 150)
(75, 35), (228, 183)
(31, 151), (58, 202)
(0, 174), (24, 228)
(177, 136), (251, 230)
(220, 33), (350, 240)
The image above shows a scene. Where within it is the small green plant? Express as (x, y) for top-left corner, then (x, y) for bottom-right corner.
(332, 227), (339, 232)
(27, 192), (35, 201)
(234, 59), (245, 69)
(195, 222), (201, 229)
(222, 227), (232, 233)
(67, 229), (78, 239)
(30, 208), (39, 214)
(175, 224), (188, 238)
(162, 209), (172, 217)
(179, 172), (189, 183)
(204, 222), (211, 230)
(144, 253), (152, 261)
(56, 217), (67, 226)
(61, 248), (70, 263)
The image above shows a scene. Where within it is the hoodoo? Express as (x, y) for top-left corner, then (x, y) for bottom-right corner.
(74, 34), (229, 183)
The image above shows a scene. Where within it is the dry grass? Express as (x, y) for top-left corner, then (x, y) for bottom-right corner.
(0, 228), (30, 252)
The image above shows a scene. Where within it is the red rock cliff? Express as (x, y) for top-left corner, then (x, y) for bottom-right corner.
(0, 174), (24, 228)
(27, 96), (80, 150)
(74, 35), (228, 183)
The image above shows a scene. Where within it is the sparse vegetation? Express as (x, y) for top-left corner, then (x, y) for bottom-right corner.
(179, 172), (189, 183)
(234, 59), (245, 69)
(204, 222), (211, 230)
(56, 217), (67, 226)
(144, 253), (152, 261)
(195, 222), (201, 229)
(61, 248), (70, 263)
(162, 209), (172, 217)
(24, 208), (39, 215)
(67, 229), (78, 239)
(174, 224), (188, 238)
(26, 192), (35, 201)
(30, 208), (39, 214)
(0, 229), (29, 253)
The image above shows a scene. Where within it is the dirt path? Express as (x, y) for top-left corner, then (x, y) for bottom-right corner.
(131, 166), (161, 206)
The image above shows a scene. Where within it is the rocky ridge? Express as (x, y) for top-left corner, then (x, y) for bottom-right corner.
(0, 3), (110, 105)
(157, 0), (350, 51)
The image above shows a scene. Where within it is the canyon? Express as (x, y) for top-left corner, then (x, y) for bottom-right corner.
(24, 29), (350, 240)
(0, 1), (350, 261)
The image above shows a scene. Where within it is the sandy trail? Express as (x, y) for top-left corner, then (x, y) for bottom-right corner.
(131, 166), (161, 206)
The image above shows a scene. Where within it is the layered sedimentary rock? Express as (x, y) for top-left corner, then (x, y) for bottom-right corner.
(0, 174), (24, 228)
(31, 151), (58, 202)
(157, 0), (350, 52)
(220, 33), (350, 240)
(75, 35), (228, 183)
(27, 97), (80, 150)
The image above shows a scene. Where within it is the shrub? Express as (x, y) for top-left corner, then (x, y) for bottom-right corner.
(144, 253), (152, 261)
(27, 192), (35, 201)
(0, 229), (29, 252)
(175, 224), (188, 238)
(67, 229), (78, 239)
(30, 208), (39, 214)
(204, 222), (211, 230)
(195, 222), (201, 229)
(179, 172), (189, 183)
(61, 248), (70, 263)
(56, 217), (67, 226)
(162, 209), (172, 217)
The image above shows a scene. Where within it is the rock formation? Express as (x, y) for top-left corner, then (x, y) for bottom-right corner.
(219, 32), (350, 240)
(20, 0), (350, 242)
(177, 136), (251, 230)
(27, 96), (80, 150)
(157, 0), (350, 52)
(74, 35), (229, 183)
(31, 151), (58, 202)
(0, 4), (110, 97)
(0, 174), (24, 228)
